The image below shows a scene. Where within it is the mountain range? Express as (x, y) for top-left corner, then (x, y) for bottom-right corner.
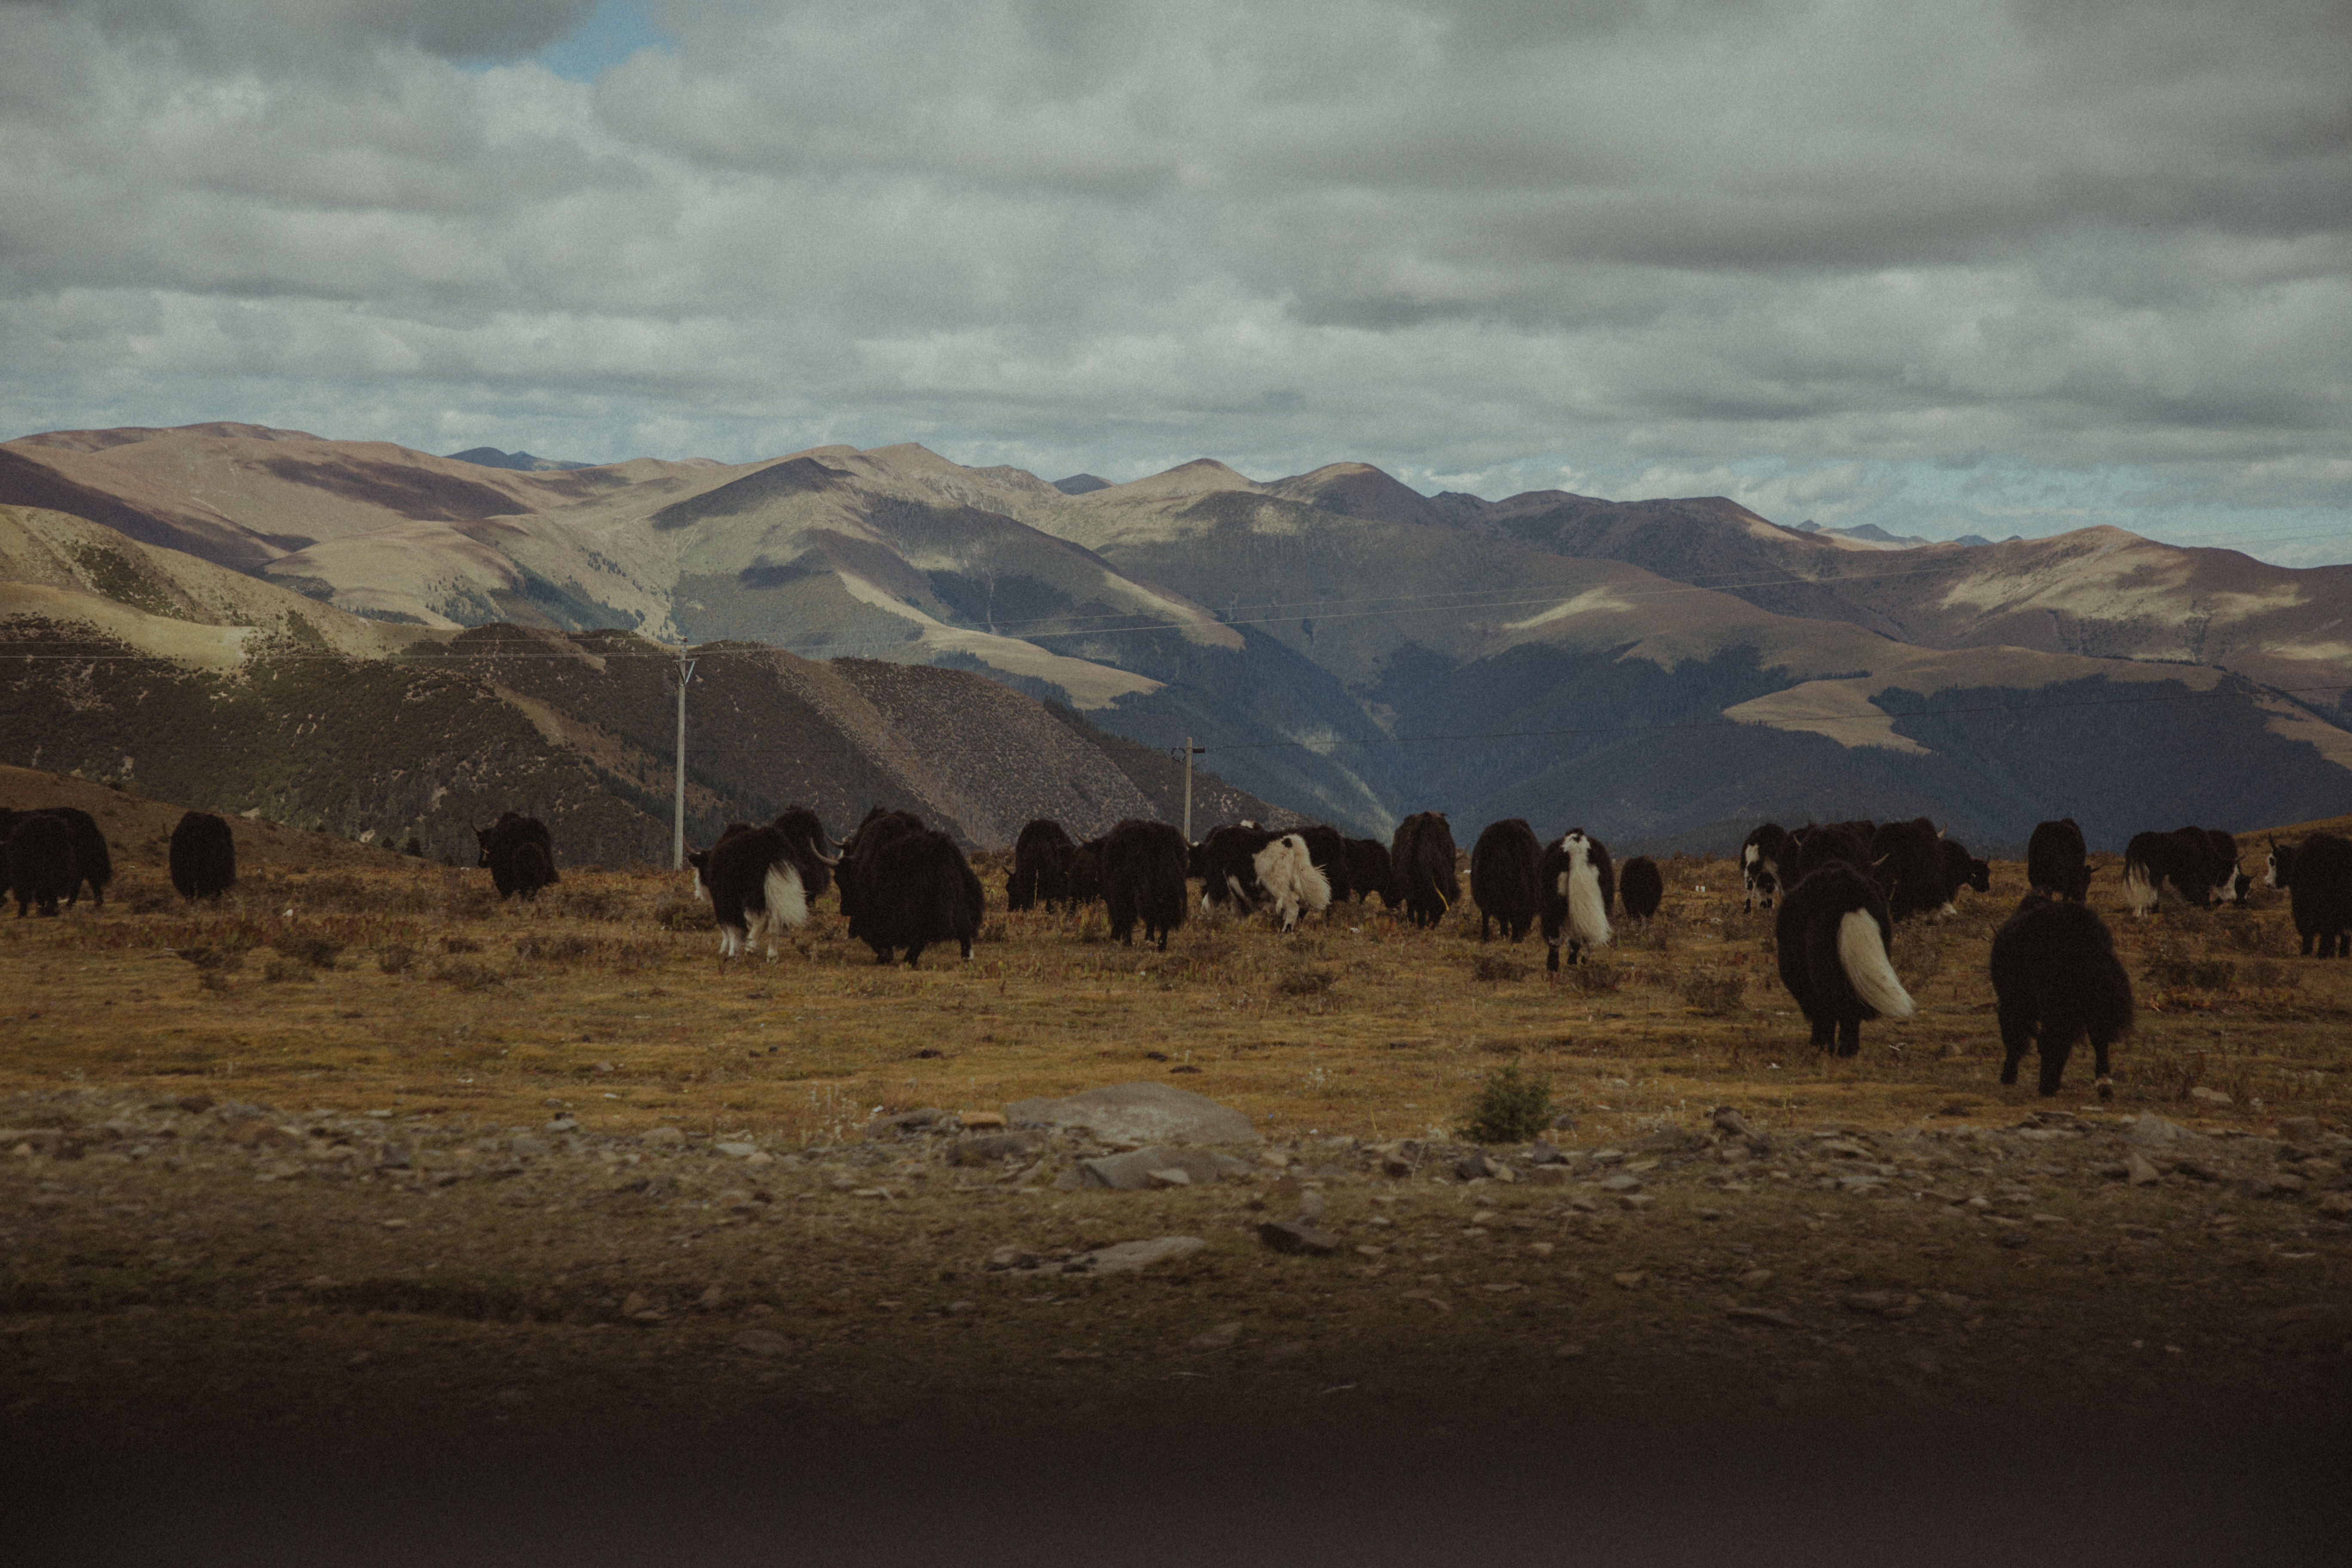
(4, 421), (2349, 857)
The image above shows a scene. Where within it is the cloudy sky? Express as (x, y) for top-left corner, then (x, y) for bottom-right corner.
(3, 0), (2347, 561)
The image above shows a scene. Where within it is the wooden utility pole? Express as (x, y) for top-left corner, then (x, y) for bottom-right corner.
(672, 649), (697, 869)
(1182, 736), (1203, 840)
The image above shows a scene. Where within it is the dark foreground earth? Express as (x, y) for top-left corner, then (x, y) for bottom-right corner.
(6, 1088), (2349, 1565)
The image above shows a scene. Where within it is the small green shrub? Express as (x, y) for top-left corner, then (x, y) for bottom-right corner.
(1678, 969), (1744, 1014)
(2147, 954), (2235, 991)
(1565, 961), (1622, 993)
(377, 943), (416, 975)
(653, 900), (716, 932)
(1471, 952), (1529, 983)
(1461, 1062), (1553, 1145)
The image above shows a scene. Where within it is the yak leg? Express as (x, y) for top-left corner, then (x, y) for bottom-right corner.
(1834, 1016), (1861, 1057)
(2037, 1023), (2078, 1097)
(2091, 1032), (2115, 1100)
(903, 942), (926, 969)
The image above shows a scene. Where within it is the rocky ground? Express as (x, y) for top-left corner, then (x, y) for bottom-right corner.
(7, 1081), (2349, 1562)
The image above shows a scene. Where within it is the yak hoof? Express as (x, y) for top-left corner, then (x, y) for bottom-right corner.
(1545, 946), (1560, 973)
(2096, 1075), (2114, 1101)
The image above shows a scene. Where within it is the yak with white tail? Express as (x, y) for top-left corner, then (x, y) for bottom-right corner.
(688, 806), (837, 961)
(1775, 864), (1914, 1056)
(1538, 829), (1615, 971)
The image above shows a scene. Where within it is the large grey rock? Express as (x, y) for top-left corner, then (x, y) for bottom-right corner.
(2125, 1114), (2196, 1148)
(1004, 1083), (1259, 1145)
(1073, 1146), (1250, 1190)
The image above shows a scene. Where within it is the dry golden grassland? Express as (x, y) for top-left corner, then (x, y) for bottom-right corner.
(3, 834), (2349, 1449)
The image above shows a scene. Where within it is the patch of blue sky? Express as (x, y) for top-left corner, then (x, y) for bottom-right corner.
(451, 0), (674, 80)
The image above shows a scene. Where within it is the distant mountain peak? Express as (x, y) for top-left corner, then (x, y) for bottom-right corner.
(445, 447), (592, 472)
(1052, 474), (1111, 496)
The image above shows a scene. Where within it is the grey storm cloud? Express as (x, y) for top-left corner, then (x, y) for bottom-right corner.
(0, 0), (2346, 551)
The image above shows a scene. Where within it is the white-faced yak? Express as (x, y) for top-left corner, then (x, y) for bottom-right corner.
(1740, 823), (1790, 911)
(1538, 829), (1615, 971)
(1469, 818), (1543, 942)
(1990, 895), (2134, 1098)
(1775, 863), (1914, 1056)
(168, 811), (236, 902)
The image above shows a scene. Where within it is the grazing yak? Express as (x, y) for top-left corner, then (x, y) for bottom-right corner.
(1194, 822), (1282, 913)
(1740, 823), (1791, 911)
(1102, 818), (1190, 950)
(1343, 837), (1395, 907)
(1252, 833), (1332, 932)
(168, 811), (236, 902)
(1937, 839), (1991, 913)
(688, 808), (836, 960)
(836, 807), (924, 921)
(1869, 818), (1948, 922)
(2203, 828), (2249, 905)
(2027, 818), (2093, 901)
(1789, 820), (1876, 884)
(1991, 895), (2134, 1098)
(1292, 824), (1354, 904)
(1008, 818), (1079, 912)
(1617, 855), (1664, 921)
(2122, 826), (2233, 916)
(1774, 863), (1914, 1056)
(476, 812), (557, 900)
(2266, 833), (2352, 958)
(1538, 829), (1615, 971)
(6, 812), (80, 918)
(4, 806), (112, 910)
(845, 818), (983, 966)
(1390, 812), (1459, 929)
(1469, 818), (1543, 942)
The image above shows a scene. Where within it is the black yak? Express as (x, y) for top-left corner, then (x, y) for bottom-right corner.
(1390, 812), (1459, 929)
(1194, 821), (1280, 913)
(1786, 820), (1876, 885)
(1740, 823), (1790, 911)
(1774, 864), (1914, 1056)
(836, 808), (924, 921)
(1101, 819), (1189, 950)
(1870, 817), (1948, 922)
(168, 811), (236, 902)
(1618, 855), (1663, 920)
(2027, 818), (2092, 901)
(1538, 829), (1615, 971)
(476, 812), (557, 900)
(2122, 826), (2227, 917)
(2266, 833), (2352, 958)
(1292, 824), (1354, 905)
(1008, 818), (1078, 912)
(37, 807), (112, 909)
(1937, 838), (1989, 913)
(1344, 837), (1395, 907)
(1470, 818), (1542, 942)
(1991, 895), (2134, 1097)
(849, 826), (981, 967)
(687, 808), (837, 960)
(6, 812), (80, 918)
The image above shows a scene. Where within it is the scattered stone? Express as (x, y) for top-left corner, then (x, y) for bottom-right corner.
(2275, 1116), (2321, 1145)
(732, 1329), (794, 1357)
(1619, 1194), (1655, 1211)
(1146, 1168), (1192, 1188)
(1525, 1140), (1568, 1166)
(1078, 1237), (1206, 1274)
(1739, 1268), (1774, 1288)
(642, 1127), (686, 1148)
(1612, 1271), (1647, 1289)
(985, 1246), (1041, 1272)
(1842, 1291), (1924, 1318)
(1531, 1166), (1577, 1187)
(1727, 1307), (1798, 1327)
(867, 1107), (945, 1136)
(1187, 1322), (1243, 1350)
(1258, 1220), (1342, 1256)
(2316, 1193), (2352, 1217)
(1297, 1188), (1327, 1222)
(2124, 1152), (2162, 1186)
(1381, 1154), (1415, 1179)
(715, 1142), (760, 1159)
(2125, 1114), (2195, 1148)
(1549, 1112), (1578, 1132)
(1071, 1146), (1247, 1191)
(1696, 1207), (1723, 1221)
(949, 1132), (1041, 1166)
(545, 1116), (579, 1134)
(959, 1112), (1008, 1130)
(1995, 1230), (2031, 1250)
(1455, 1151), (1496, 1181)
(380, 1218), (410, 1231)
(1001, 1083), (1257, 1146)
(1597, 1173), (1643, 1193)
(2189, 1087), (2232, 1106)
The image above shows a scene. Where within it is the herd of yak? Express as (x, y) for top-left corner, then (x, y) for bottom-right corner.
(7, 795), (2352, 1099)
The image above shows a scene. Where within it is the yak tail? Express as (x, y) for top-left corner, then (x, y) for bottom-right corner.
(764, 861), (808, 931)
(2121, 855), (2158, 917)
(1567, 859), (1612, 949)
(1837, 909), (1914, 1019)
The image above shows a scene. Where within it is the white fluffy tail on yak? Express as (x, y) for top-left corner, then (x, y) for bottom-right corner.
(1562, 846), (1611, 952)
(744, 862), (808, 959)
(1837, 909), (1914, 1018)
(1253, 833), (1332, 931)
